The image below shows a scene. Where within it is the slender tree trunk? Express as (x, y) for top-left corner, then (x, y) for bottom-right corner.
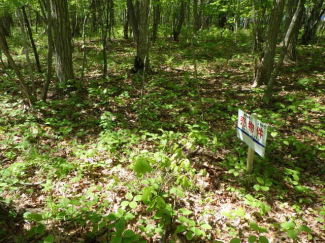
(285, 0), (304, 61)
(127, 0), (139, 42)
(102, 0), (109, 77)
(81, 15), (88, 81)
(0, 35), (33, 104)
(173, 0), (186, 41)
(123, 9), (129, 39)
(263, 0), (305, 103)
(253, 0), (285, 87)
(193, 0), (200, 34)
(22, 6), (41, 72)
(134, 0), (150, 71)
(152, 0), (160, 42)
(18, 9), (37, 99)
(49, 0), (74, 83)
(109, 0), (115, 40)
(302, 0), (325, 44)
(42, 0), (54, 102)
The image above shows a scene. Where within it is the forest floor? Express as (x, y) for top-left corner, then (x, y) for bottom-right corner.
(0, 30), (325, 243)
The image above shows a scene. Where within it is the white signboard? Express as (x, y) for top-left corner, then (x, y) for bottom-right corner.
(237, 109), (268, 157)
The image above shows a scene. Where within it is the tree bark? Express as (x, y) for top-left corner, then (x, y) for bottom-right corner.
(22, 6), (41, 72)
(193, 0), (200, 34)
(302, 0), (325, 44)
(152, 0), (160, 42)
(49, 0), (74, 83)
(127, 0), (139, 42)
(134, 0), (150, 71)
(18, 9), (37, 98)
(102, 0), (109, 77)
(123, 9), (129, 39)
(42, 0), (54, 102)
(253, 0), (285, 87)
(0, 35), (33, 104)
(263, 0), (305, 103)
(173, 0), (186, 41)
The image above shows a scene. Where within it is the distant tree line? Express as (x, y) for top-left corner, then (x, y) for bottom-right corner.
(0, 0), (324, 105)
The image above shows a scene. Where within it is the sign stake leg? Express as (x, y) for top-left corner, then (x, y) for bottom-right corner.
(247, 147), (255, 173)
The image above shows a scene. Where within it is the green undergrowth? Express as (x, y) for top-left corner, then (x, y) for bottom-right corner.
(0, 31), (324, 243)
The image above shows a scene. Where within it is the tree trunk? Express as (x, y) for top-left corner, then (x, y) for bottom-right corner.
(253, 0), (285, 87)
(18, 9), (37, 99)
(127, 0), (139, 42)
(285, 0), (304, 61)
(152, 0), (160, 42)
(42, 0), (54, 102)
(302, 0), (325, 44)
(0, 35), (33, 104)
(123, 9), (129, 39)
(22, 6), (41, 72)
(102, 0), (109, 77)
(263, 0), (305, 103)
(81, 15), (88, 81)
(134, 0), (150, 71)
(173, 0), (186, 41)
(49, 0), (74, 83)
(193, 0), (200, 34)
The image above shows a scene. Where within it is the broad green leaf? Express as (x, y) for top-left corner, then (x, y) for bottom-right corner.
(200, 223), (212, 230)
(287, 229), (298, 239)
(270, 132), (278, 137)
(123, 230), (135, 238)
(110, 236), (122, 243)
(281, 221), (295, 230)
(142, 187), (153, 205)
(298, 225), (312, 234)
(248, 235), (257, 243)
(133, 157), (152, 177)
(121, 201), (129, 207)
(259, 236), (269, 243)
(256, 177), (264, 184)
(129, 201), (137, 209)
(250, 222), (259, 232)
(43, 235), (54, 243)
(230, 238), (241, 243)
(175, 225), (187, 234)
(179, 208), (193, 216)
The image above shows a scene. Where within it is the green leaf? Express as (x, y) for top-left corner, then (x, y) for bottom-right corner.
(256, 177), (264, 184)
(121, 201), (129, 207)
(270, 132), (278, 137)
(248, 235), (257, 243)
(259, 226), (268, 233)
(142, 187), (153, 205)
(260, 186), (269, 191)
(133, 157), (152, 177)
(110, 236), (122, 243)
(43, 235), (54, 243)
(200, 223), (212, 230)
(250, 222), (259, 232)
(129, 201), (137, 209)
(175, 225), (187, 234)
(179, 208), (193, 216)
(281, 221), (295, 230)
(298, 225), (312, 234)
(185, 231), (193, 240)
(287, 229), (298, 239)
(234, 207), (245, 217)
(123, 230), (135, 238)
(230, 238), (241, 243)
(125, 213), (135, 221)
(258, 236), (269, 243)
